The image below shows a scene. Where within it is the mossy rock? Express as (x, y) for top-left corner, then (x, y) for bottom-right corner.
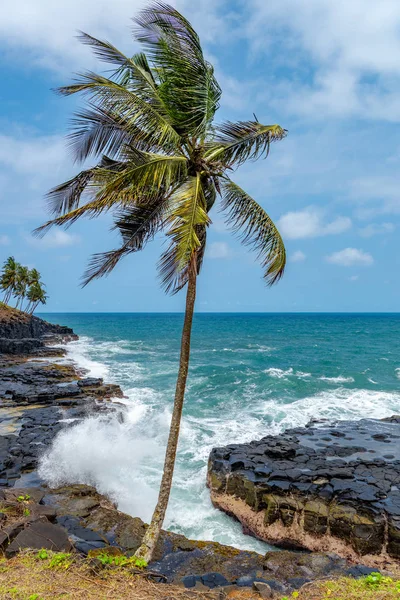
(226, 474), (247, 500)
(329, 504), (384, 555)
(386, 516), (400, 559)
(263, 494), (280, 526)
(304, 500), (329, 536)
(208, 471), (226, 493)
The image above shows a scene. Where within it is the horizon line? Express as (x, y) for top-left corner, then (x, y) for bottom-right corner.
(37, 310), (400, 315)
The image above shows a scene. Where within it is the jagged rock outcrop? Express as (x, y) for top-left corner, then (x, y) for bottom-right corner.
(208, 418), (400, 565)
(0, 306), (77, 355)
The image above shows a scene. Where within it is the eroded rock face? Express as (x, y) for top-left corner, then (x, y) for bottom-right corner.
(0, 310), (78, 355)
(208, 418), (400, 563)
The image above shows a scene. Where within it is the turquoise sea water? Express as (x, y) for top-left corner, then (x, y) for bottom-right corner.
(38, 313), (400, 552)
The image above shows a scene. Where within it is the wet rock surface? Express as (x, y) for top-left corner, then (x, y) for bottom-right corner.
(0, 355), (123, 487)
(208, 418), (400, 563)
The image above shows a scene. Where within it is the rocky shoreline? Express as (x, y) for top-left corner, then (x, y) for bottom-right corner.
(208, 418), (400, 568)
(0, 307), (396, 598)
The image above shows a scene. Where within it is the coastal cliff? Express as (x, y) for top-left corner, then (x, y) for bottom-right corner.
(0, 304), (77, 354)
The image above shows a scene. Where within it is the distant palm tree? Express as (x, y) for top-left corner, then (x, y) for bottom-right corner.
(14, 265), (30, 310)
(36, 2), (287, 562)
(0, 257), (20, 305)
(26, 281), (48, 314)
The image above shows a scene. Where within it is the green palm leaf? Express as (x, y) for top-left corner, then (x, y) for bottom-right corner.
(221, 179), (286, 285)
(82, 197), (170, 286)
(58, 72), (181, 152)
(93, 152), (188, 204)
(159, 174), (210, 292)
(205, 121), (286, 167)
(134, 2), (221, 136)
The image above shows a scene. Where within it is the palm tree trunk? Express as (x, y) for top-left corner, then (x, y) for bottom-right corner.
(134, 266), (197, 564)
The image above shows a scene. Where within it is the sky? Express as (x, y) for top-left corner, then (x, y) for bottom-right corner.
(1, 0), (400, 312)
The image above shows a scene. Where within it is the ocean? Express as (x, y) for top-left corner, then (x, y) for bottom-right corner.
(38, 313), (400, 553)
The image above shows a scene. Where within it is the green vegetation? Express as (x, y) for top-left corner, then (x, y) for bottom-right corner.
(36, 1), (287, 562)
(0, 550), (207, 599)
(0, 258), (47, 314)
(17, 495), (31, 503)
(95, 552), (147, 569)
(293, 572), (400, 599)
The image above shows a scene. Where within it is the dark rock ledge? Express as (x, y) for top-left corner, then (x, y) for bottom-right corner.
(0, 312), (394, 596)
(0, 307), (78, 355)
(208, 418), (400, 567)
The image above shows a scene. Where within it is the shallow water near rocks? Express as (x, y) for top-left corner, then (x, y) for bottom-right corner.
(37, 313), (400, 553)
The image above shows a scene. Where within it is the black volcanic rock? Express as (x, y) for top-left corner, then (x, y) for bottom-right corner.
(0, 307), (77, 355)
(208, 418), (400, 562)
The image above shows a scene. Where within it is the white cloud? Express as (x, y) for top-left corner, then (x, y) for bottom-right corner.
(0, 133), (69, 222)
(326, 247), (374, 267)
(350, 176), (400, 216)
(26, 230), (80, 248)
(0, 235), (10, 246)
(359, 222), (395, 237)
(278, 208), (351, 240)
(290, 250), (306, 263)
(349, 275), (359, 281)
(0, 0), (226, 72)
(206, 241), (231, 259)
(0, 134), (65, 175)
(248, 0), (400, 121)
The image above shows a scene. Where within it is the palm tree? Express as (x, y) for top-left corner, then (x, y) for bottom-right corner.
(14, 265), (30, 310)
(26, 281), (48, 314)
(25, 269), (42, 312)
(36, 2), (287, 563)
(0, 257), (20, 305)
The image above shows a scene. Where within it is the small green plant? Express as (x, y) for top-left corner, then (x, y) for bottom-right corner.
(36, 549), (49, 560)
(48, 552), (72, 570)
(23, 508), (30, 517)
(28, 595), (40, 600)
(17, 494), (30, 503)
(96, 552), (147, 569)
(292, 593), (299, 599)
(363, 572), (393, 588)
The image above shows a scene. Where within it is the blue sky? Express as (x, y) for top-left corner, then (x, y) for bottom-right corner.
(1, 0), (399, 312)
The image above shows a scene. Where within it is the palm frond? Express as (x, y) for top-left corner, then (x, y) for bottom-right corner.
(46, 168), (97, 216)
(133, 2), (221, 135)
(82, 196), (169, 286)
(221, 179), (286, 285)
(79, 33), (158, 87)
(57, 72), (181, 152)
(205, 121), (287, 167)
(93, 152), (188, 204)
(35, 197), (118, 236)
(158, 225), (206, 294)
(159, 174), (210, 293)
(46, 157), (124, 216)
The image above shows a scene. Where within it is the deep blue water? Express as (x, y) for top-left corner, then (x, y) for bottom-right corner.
(38, 313), (400, 551)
